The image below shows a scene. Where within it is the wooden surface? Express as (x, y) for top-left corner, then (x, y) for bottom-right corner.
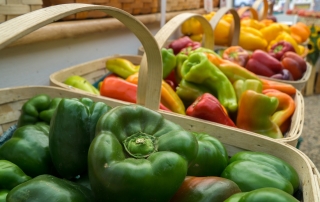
(5, 8), (206, 48)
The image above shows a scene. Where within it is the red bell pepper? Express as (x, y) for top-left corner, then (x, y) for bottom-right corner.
(245, 50), (283, 77)
(186, 93), (236, 127)
(100, 75), (171, 111)
(281, 51), (307, 80)
(268, 41), (296, 61)
(168, 36), (201, 55)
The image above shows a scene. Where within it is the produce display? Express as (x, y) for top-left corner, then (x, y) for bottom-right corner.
(0, 94), (302, 201)
(63, 46), (299, 140)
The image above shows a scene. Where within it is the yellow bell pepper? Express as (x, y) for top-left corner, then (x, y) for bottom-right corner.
(241, 18), (266, 30)
(181, 17), (203, 37)
(279, 23), (291, 34)
(260, 23), (284, 44)
(268, 32), (301, 55)
(239, 27), (268, 51)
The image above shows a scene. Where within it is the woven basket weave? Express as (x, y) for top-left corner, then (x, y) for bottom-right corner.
(0, 0), (43, 23)
(166, 0), (201, 12)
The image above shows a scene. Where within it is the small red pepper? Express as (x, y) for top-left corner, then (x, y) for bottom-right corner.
(168, 36), (200, 55)
(281, 51), (307, 80)
(245, 50), (283, 77)
(268, 41), (296, 61)
(186, 93), (236, 127)
(222, 46), (250, 67)
(100, 75), (171, 111)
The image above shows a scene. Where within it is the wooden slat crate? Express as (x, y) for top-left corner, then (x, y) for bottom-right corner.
(166, 0), (201, 12)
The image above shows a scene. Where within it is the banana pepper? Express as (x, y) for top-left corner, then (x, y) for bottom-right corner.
(181, 52), (238, 113)
(64, 75), (100, 95)
(239, 27), (268, 51)
(105, 57), (140, 79)
(126, 72), (185, 115)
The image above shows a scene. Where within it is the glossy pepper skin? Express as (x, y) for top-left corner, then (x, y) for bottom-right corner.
(176, 79), (212, 108)
(239, 27), (268, 51)
(233, 79), (263, 103)
(100, 75), (171, 111)
(88, 104), (198, 202)
(236, 90), (283, 139)
(0, 125), (54, 177)
(268, 41), (296, 60)
(170, 176), (241, 202)
(181, 52), (237, 113)
(38, 97), (62, 124)
(105, 57), (140, 79)
(263, 89), (295, 133)
(281, 51), (307, 80)
(187, 132), (229, 176)
(49, 98), (90, 179)
(6, 174), (95, 202)
(0, 160), (31, 190)
(222, 46), (250, 67)
(260, 23), (284, 44)
(222, 151), (300, 194)
(0, 190), (8, 202)
(224, 187), (299, 202)
(245, 50), (283, 77)
(186, 93), (236, 127)
(260, 78), (296, 96)
(17, 94), (51, 127)
(162, 48), (177, 79)
(206, 52), (262, 84)
(64, 75), (100, 95)
(126, 72), (185, 115)
(168, 36), (197, 55)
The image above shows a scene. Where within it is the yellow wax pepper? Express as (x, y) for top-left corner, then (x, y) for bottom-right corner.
(260, 23), (284, 44)
(268, 32), (301, 54)
(239, 27), (268, 51)
(240, 18), (266, 30)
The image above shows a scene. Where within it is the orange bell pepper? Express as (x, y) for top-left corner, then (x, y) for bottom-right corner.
(260, 78), (296, 96)
(126, 73), (186, 115)
(290, 22), (310, 43)
(263, 89), (295, 134)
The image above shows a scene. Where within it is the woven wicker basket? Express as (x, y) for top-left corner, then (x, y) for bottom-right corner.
(166, 0), (201, 12)
(42, 0), (159, 20)
(0, 5), (319, 200)
(0, 0), (43, 23)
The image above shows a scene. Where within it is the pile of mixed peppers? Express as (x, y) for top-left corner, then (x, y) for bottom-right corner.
(0, 94), (301, 201)
(64, 40), (298, 140)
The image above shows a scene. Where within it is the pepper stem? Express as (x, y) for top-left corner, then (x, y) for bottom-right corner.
(123, 132), (158, 158)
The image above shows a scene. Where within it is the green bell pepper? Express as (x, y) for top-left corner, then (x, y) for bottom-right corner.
(39, 97), (62, 124)
(162, 48), (177, 79)
(88, 104), (198, 202)
(187, 132), (229, 177)
(0, 160), (31, 190)
(49, 98), (90, 179)
(49, 98), (111, 179)
(181, 52), (237, 113)
(0, 190), (8, 202)
(221, 151), (299, 195)
(64, 75), (100, 95)
(0, 125), (54, 177)
(17, 94), (51, 127)
(224, 187), (299, 202)
(6, 174), (95, 202)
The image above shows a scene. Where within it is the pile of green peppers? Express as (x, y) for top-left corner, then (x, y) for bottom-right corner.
(0, 94), (301, 202)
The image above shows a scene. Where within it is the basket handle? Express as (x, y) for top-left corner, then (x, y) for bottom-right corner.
(209, 7), (241, 47)
(252, 0), (269, 20)
(237, 6), (259, 21)
(0, 3), (162, 111)
(138, 12), (214, 105)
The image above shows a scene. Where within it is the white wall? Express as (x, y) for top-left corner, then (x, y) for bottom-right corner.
(0, 23), (161, 88)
